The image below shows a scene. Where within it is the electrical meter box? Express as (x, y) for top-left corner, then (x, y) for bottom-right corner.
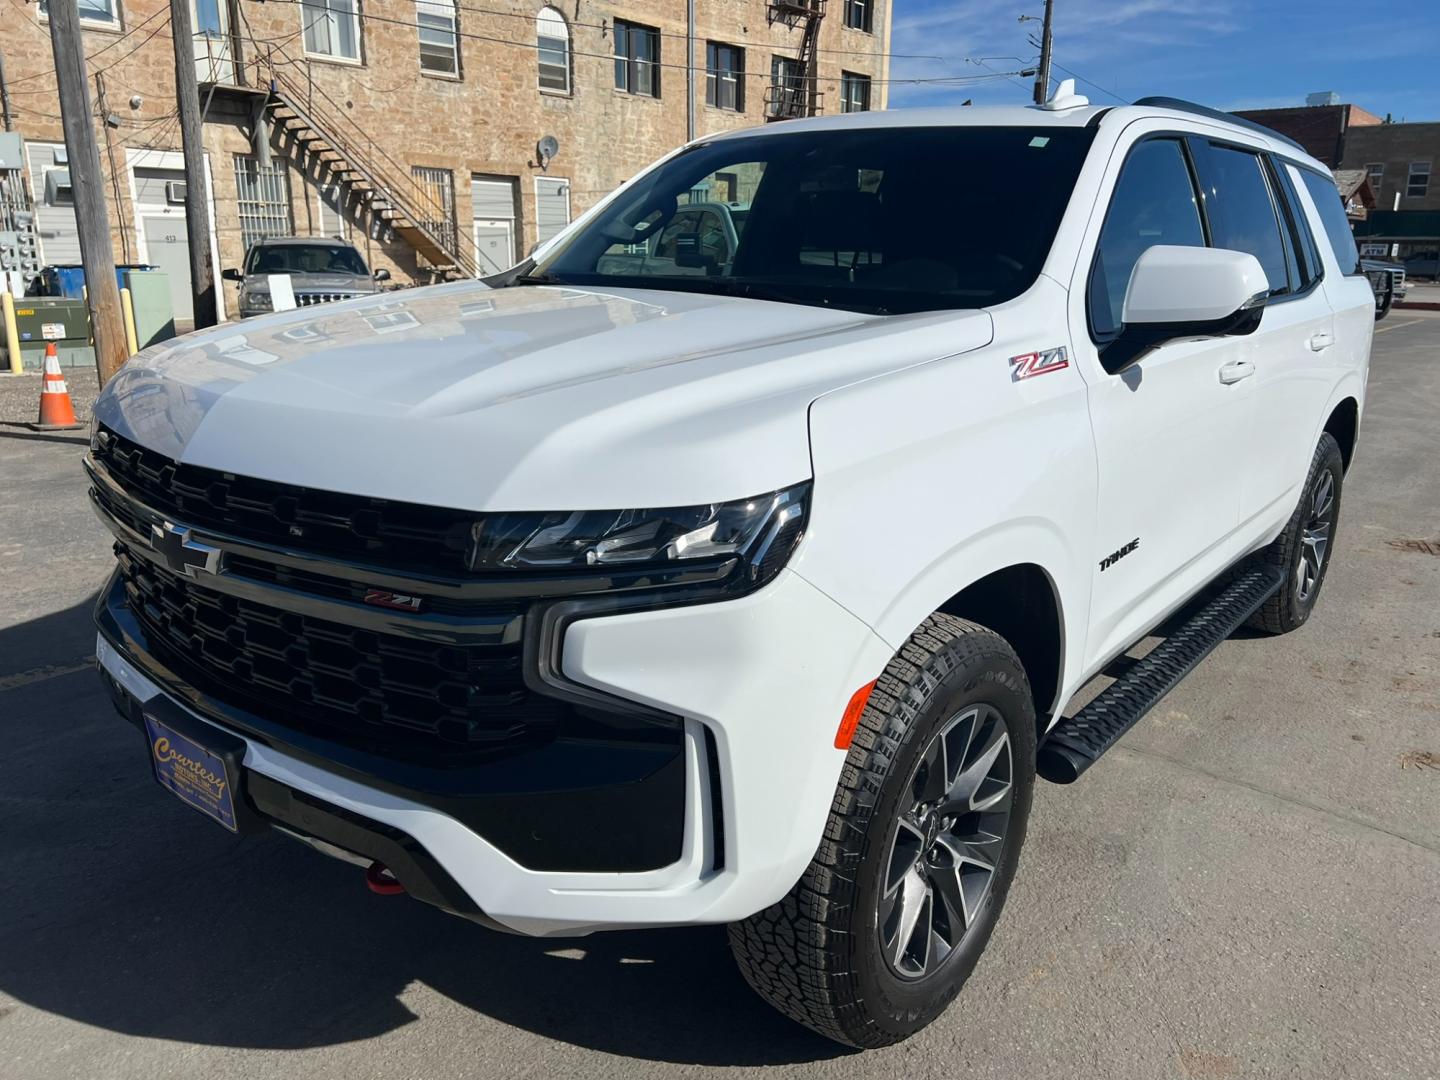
(11, 297), (94, 370)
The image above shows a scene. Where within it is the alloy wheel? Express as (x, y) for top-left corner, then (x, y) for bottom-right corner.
(878, 704), (1014, 981)
(1296, 469), (1335, 603)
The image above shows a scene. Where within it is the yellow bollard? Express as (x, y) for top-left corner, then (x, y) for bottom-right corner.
(2, 291), (21, 374)
(120, 287), (140, 356)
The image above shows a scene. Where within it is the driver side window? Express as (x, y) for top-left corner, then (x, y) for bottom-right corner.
(1089, 138), (1206, 338)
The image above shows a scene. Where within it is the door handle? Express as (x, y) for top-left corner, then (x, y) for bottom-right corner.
(1308, 332), (1334, 352)
(1218, 361), (1256, 385)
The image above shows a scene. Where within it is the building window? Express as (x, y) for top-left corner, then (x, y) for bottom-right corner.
(416, 0), (459, 76)
(1408, 161), (1431, 198)
(234, 156), (293, 253)
(412, 165), (458, 255)
(843, 0), (872, 32)
(706, 42), (744, 112)
(537, 7), (571, 93)
(769, 55), (805, 118)
(39, 0), (121, 27)
(302, 0), (361, 62)
(614, 19), (660, 97)
(1365, 163), (1384, 200)
(840, 71), (871, 113)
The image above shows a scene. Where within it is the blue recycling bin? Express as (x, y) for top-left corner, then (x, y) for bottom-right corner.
(34, 263), (157, 298)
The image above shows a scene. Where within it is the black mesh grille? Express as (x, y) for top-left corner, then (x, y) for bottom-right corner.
(95, 427), (477, 576)
(117, 546), (562, 765)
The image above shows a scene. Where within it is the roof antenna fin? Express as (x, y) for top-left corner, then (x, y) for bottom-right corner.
(1040, 78), (1089, 111)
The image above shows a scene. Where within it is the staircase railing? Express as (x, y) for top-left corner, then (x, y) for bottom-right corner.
(765, 0), (826, 120)
(252, 45), (480, 279)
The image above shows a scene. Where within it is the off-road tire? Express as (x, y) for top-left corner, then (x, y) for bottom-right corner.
(1247, 432), (1345, 634)
(728, 613), (1037, 1048)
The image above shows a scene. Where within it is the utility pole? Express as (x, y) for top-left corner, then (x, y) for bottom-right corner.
(95, 72), (133, 263)
(0, 46), (13, 132)
(48, 0), (129, 384)
(171, 0), (218, 328)
(1032, 0), (1055, 105)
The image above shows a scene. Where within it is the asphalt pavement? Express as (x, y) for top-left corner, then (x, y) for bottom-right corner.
(0, 315), (1437, 1079)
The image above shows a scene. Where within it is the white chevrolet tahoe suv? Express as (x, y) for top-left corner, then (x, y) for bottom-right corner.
(89, 90), (1372, 1047)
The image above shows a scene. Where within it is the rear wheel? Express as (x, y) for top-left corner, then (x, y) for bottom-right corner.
(1248, 432), (1344, 634)
(728, 614), (1036, 1048)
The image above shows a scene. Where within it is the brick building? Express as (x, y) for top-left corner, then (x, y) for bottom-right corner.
(2, 0), (892, 322)
(1232, 101), (1382, 168)
(1233, 98), (1440, 258)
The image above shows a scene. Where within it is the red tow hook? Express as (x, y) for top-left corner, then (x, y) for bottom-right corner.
(365, 860), (406, 895)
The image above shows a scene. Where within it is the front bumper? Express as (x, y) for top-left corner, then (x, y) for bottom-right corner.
(98, 566), (891, 937)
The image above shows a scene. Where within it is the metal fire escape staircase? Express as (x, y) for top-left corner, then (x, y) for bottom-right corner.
(765, 0), (826, 120)
(262, 66), (476, 278)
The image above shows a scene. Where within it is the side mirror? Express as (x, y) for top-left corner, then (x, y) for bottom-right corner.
(1105, 246), (1270, 374)
(673, 233), (719, 272)
(221, 267), (243, 282)
(373, 268), (391, 281)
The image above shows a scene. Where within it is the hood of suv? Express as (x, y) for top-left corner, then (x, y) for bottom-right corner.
(97, 281), (993, 510)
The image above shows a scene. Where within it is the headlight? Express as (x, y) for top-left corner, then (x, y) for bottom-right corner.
(243, 291), (273, 312)
(464, 482), (809, 585)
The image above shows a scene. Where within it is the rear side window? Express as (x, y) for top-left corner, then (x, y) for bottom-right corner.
(1088, 138), (1206, 338)
(1296, 168), (1361, 275)
(1270, 160), (1324, 290)
(1197, 144), (1291, 295)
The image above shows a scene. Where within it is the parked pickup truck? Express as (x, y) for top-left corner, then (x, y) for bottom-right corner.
(88, 86), (1371, 1048)
(222, 236), (391, 318)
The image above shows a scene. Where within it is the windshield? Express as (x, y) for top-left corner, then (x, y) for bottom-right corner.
(528, 126), (1095, 315)
(246, 243), (369, 277)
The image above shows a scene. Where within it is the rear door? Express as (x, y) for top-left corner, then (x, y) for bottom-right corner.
(1070, 131), (1255, 670)
(1290, 165), (1376, 410)
(1187, 139), (1336, 531)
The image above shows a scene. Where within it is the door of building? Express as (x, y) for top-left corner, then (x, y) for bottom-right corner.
(470, 177), (518, 275)
(141, 216), (193, 326)
(472, 220), (515, 275)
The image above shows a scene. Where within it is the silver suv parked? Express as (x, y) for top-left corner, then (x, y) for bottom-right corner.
(223, 237), (391, 318)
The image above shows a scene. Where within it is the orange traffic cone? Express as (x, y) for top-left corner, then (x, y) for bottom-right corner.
(31, 342), (83, 431)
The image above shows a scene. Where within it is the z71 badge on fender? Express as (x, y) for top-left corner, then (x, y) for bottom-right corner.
(1010, 347), (1070, 381)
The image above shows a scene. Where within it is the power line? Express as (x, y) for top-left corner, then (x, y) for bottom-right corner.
(1049, 61), (1127, 104)
(268, 0), (1014, 88)
(400, 0), (950, 64)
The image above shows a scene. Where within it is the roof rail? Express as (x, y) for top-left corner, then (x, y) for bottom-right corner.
(1131, 95), (1308, 154)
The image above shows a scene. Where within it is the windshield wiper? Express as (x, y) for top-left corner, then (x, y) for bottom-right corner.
(513, 272), (570, 286)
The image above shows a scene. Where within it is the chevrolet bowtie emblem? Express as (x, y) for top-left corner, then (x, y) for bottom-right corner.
(150, 522), (223, 577)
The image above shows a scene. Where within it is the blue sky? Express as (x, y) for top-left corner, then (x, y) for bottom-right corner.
(886, 0), (1440, 122)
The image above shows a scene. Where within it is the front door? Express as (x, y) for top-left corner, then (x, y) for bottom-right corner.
(141, 216), (193, 326)
(1071, 134), (1253, 671)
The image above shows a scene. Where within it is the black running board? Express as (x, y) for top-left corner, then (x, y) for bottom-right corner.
(1037, 561), (1285, 784)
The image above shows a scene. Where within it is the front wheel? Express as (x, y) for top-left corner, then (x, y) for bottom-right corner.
(728, 614), (1036, 1048)
(1248, 432), (1345, 634)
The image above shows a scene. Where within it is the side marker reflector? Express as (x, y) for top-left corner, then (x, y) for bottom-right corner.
(834, 679), (878, 750)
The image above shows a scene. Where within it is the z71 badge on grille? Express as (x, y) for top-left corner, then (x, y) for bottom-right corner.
(363, 589), (424, 612)
(1010, 347), (1069, 381)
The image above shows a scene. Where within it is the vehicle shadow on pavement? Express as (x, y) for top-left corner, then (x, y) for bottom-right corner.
(0, 599), (851, 1066)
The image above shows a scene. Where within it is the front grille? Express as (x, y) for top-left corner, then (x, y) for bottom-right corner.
(117, 545), (562, 764)
(296, 291), (359, 306)
(95, 426), (478, 576)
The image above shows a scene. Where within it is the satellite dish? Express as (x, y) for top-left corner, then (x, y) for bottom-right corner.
(536, 135), (560, 169)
